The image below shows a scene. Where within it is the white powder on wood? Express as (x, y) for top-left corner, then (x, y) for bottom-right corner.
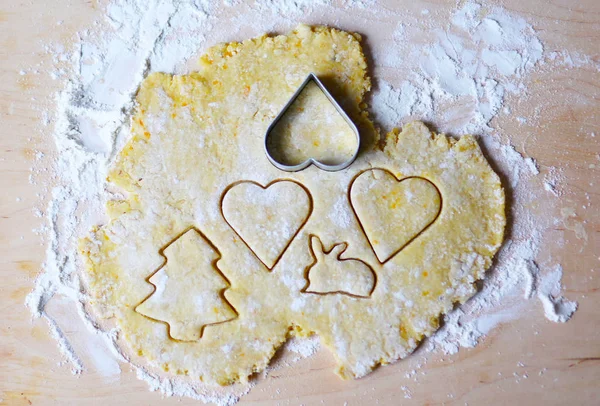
(371, 1), (544, 135)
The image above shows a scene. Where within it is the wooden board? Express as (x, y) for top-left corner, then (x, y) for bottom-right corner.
(1, 0), (599, 404)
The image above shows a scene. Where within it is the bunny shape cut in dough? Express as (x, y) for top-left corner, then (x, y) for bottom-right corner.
(303, 235), (376, 298)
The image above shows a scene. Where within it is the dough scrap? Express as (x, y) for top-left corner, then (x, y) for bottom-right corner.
(80, 25), (505, 385)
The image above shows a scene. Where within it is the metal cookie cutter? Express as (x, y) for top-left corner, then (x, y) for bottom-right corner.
(264, 72), (360, 172)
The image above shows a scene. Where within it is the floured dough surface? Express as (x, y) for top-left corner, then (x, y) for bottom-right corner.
(350, 171), (442, 263)
(303, 235), (376, 298)
(267, 81), (358, 166)
(135, 228), (237, 341)
(80, 25), (505, 385)
(221, 180), (312, 270)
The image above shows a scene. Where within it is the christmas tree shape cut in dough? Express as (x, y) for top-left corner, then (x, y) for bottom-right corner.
(303, 235), (376, 298)
(350, 170), (442, 263)
(221, 179), (312, 270)
(136, 228), (237, 341)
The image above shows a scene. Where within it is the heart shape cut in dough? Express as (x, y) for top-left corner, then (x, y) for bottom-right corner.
(265, 78), (359, 171)
(349, 169), (442, 263)
(221, 180), (313, 270)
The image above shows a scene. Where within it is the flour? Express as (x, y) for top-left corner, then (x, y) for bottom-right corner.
(537, 265), (579, 323)
(371, 1), (543, 135)
(133, 367), (251, 406)
(27, 0), (583, 403)
(284, 334), (321, 359)
(43, 314), (84, 374)
(427, 134), (578, 355)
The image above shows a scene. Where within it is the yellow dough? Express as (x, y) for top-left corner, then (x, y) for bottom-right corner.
(350, 171), (442, 263)
(221, 180), (312, 270)
(80, 25), (505, 385)
(303, 235), (376, 298)
(135, 228), (237, 341)
(267, 81), (358, 166)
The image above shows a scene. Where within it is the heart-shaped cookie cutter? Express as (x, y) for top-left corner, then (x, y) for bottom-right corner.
(264, 72), (360, 172)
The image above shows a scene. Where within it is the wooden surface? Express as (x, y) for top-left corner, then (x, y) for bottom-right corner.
(1, 0), (599, 404)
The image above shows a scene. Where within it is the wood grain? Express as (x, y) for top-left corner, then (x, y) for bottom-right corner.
(1, 0), (598, 404)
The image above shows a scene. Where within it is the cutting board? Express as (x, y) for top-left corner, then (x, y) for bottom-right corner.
(1, 0), (599, 404)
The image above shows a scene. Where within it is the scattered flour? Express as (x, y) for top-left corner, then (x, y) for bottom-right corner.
(284, 334), (321, 360)
(427, 134), (579, 355)
(371, 1), (543, 135)
(25, 0), (584, 403)
(133, 367), (250, 406)
(537, 265), (579, 323)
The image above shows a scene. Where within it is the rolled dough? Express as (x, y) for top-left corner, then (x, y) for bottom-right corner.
(80, 25), (505, 385)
